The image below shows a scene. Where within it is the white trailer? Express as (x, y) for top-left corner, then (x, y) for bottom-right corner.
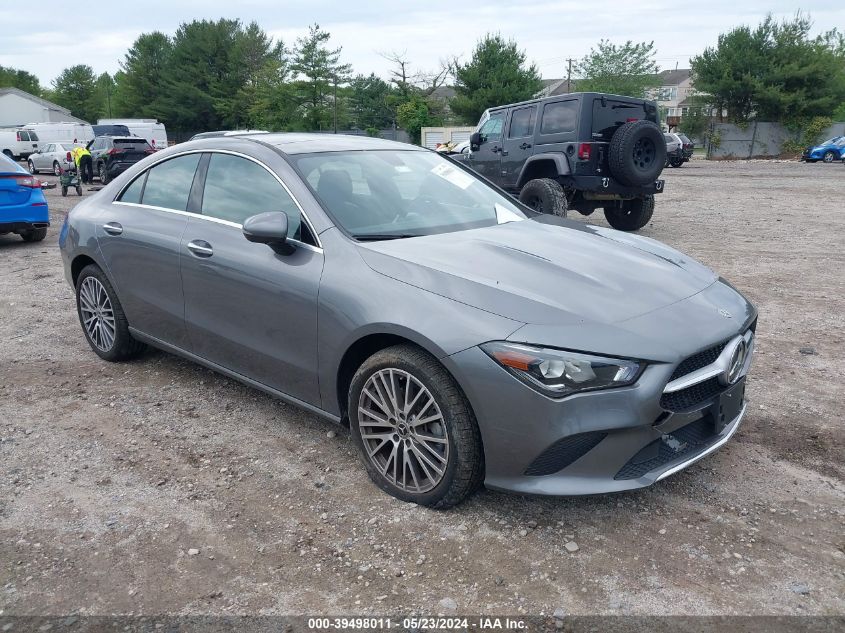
(97, 118), (168, 149)
(23, 121), (94, 145)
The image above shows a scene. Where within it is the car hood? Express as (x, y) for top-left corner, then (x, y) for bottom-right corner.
(357, 216), (718, 326)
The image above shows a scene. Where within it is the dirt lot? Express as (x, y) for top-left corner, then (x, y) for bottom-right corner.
(1, 160), (843, 618)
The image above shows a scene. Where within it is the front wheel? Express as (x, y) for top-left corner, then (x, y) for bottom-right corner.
(518, 178), (568, 217)
(604, 195), (655, 231)
(823, 151), (835, 163)
(27, 160), (36, 174)
(349, 345), (484, 509)
(75, 265), (146, 362)
(670, 157), (684, 168)
(53, 161), (62, 176)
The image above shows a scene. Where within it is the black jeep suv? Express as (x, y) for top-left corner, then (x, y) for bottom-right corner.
(461, 93), (666, 231)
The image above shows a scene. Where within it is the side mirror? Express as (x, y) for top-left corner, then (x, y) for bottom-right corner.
(243, 212), (292, 254)
(470, 132), (482, 152)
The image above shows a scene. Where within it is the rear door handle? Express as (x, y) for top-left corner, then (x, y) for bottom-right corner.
(519, 142), (532, 150)
(102, 222), (123, 235)
(187, 240), (213, 258)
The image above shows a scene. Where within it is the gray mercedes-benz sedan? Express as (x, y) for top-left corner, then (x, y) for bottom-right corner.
(59, 134), (756, 508)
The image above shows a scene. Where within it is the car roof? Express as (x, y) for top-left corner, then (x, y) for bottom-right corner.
(186, 133), (420, 155)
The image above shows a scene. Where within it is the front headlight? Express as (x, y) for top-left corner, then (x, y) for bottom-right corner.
(481, 342), (643, 398)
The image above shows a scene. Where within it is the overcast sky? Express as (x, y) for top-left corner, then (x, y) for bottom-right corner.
(1, 1), (842, 87)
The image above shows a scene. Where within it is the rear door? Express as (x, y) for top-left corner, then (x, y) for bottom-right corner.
(466, 110), (506, 184)
(180, 152), (324, 404)
(98, 153), (202, 348)
(501, 104), (538, 189)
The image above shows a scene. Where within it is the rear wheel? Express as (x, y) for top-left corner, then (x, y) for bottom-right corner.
(604, 195), (655, 231)
(2, 150), (12, 159)
(61, 186), (68, 197)
(98, 162), (110, 184)
(20, 228), (47, 242)
(518, 178), (568, 217)
(76, 184), (83, 196)
(670, 156), (684, 168)
(349, 344), (484, 509)
(53, 161), (62, 176)
(75, 264), (146, 362)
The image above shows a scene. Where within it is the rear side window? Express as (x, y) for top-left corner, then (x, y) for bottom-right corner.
(118, 173), (146, 204)
(28, 131), (39, 141)
(200, 153), (303, 239)
(592, 99), (653, 141)
(140, 154), (200, 211)
(540, 101), (577, 134)
(508, 106), (537, 139)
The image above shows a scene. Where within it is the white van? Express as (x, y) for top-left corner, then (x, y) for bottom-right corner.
(97, 118), (168, 149)
(0, 127), (40, 159)
(23, 122), (94, 146)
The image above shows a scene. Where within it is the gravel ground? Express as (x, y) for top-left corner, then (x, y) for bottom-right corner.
(1, 160), (843, 618)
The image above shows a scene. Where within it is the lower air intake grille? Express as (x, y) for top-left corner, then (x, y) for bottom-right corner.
(524, 431), (607, 476)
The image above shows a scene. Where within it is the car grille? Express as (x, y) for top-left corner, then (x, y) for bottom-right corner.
(668, 339), (729, 382)
(524, 431), (608, 476)
(614, 416), (718, 480)
(660, 376), (724, 412)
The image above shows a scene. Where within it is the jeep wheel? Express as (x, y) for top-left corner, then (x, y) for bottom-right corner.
(604, 195), (655, 232)
(518, 178), (568, 217)
(349, 344), (484, 509)
(608, 120), (666, 186)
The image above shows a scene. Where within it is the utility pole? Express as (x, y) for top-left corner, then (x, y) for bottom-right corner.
(566, 58), (575, 93)
(333, 75), (338, 134)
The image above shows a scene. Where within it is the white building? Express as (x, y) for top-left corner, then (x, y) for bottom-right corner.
(0, 87), (88, 127)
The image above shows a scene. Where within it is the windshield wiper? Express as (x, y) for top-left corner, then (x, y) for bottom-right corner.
(354, 233), (423, 241)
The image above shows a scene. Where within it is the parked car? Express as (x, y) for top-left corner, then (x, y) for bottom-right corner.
(0, 127), (40, 159)
(86, 136), (154, 184)
(0, 152), (49, 242)
(190, 130), (269, 140)
(27, 142), (77, 176)
(665, 132), (694, 167)
(459, 92), (666, 232)
(801, 136), (845, 163)
(60, 133), (756, 508)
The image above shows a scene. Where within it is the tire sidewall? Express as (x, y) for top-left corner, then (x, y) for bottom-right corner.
(609, 120), (666, 185)
(75, 266), (125, 361)
(348, 351), (464, 507)
(519, 178), (567, 217)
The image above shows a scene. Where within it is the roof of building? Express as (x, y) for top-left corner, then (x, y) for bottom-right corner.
(0, 87), (88, 124)
(657, 69), (691, 86)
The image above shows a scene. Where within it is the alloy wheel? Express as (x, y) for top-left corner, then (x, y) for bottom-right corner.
(632, 138), (655, 170)
(79, 276), (116, 352)
(357, 368), (449, 494)
(54, 162), (61, 176)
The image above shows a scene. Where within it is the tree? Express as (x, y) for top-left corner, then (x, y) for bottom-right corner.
(396, 94), (442, 144)
(291, 24), (351, 131)
(692, 13), (845, 124)
(113, 32), (172, 118)
(348, 74), (394, 131)
(52, 65), (99, 123)
(92, 73), (116, 119)
(450, 34), (542, 124)
(0, 65), (42, 95)
(576, 40), (660, 98)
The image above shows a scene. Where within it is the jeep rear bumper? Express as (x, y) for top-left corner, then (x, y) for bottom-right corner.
(566, 175), (665, 197)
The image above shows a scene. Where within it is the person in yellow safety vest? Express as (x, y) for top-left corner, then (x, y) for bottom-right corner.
(70, 144), (93, 184)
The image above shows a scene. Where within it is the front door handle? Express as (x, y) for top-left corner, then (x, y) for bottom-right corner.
(187, 240), (213, 258)
(519, 142), (532, 150)
(102, 222), (123, 235)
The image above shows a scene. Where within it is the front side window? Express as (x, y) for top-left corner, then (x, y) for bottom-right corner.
(140, 154), (200, 211)
(18, 131), (30, 141)
(28, 131), (39, 141)
(478, 112), (505, 142)
(540, 101), (577, 134)
(508, 106), (537, 139)
(294, 150), (526, 240)
(200, 153), (303, 240)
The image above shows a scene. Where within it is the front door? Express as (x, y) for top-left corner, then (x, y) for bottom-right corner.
(180, 152), (324, 406)
(466, 111), (506, 184)
(501, 105), (537, 189)
(97, 153), (202, 348)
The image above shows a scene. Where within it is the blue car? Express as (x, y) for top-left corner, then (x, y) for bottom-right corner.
(0, 152), (49, 242)
(802, 136), (845, 163)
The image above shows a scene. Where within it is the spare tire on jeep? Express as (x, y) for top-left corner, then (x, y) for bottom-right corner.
(608, 120), (666, 186)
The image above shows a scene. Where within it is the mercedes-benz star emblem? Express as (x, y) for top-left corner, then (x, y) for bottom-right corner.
(721, 338), (747, 385)
(718, 308), (732, 318)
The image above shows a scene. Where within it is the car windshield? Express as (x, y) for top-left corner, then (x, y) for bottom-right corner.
(820, 137), (842, 146)
(293, 150), (527, 239)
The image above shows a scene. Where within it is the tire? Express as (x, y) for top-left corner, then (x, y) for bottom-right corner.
(604, 195), (655, 232)
(27, 160), (37, 174)
(20, 228), (47, 242)
(2, 150), (12, 159)
(75, 264), (146, 362)
(518, 178), (568, 217)
(349, 344), (484, 509)
(608, 120), (666, 186)
(823, 151), (835, 163)
(53, 161), (62, 176)
(61, 186), (68, 197)
(670, 157), (684, 168)
(76, 184), (83, 196)
(98, 162), (110, 184)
